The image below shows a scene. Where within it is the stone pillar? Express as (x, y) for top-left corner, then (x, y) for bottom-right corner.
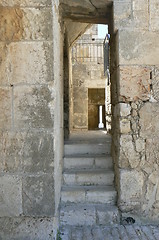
(112, 0), (159, 223)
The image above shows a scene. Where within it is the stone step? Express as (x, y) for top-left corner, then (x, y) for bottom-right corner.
(61, 185), (117, 204)
(64, 155), (113, 170)
(60, 203), (120, 226)
(63, 169), (114, 186)
(64, 142), (111, 156)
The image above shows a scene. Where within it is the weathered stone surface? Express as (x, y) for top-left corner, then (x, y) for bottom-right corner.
(0, 217), (55, 240)
(0, 87), (11, 130)
(119, 66), (151, 101)
(114, 0), (149, 30)
(139, 102), (159, 138)
(0, 42), (53, 85)
(0, 175), (22, 216)
(119, 135), (140, 169)
(132, 0), (149, 11)
(135, 138), (145, 153)
(60, 225), (159, 240)
(152, 67), (159, 101)
(150, 0), (159, 31)
(23, 174), (54, 216)
(120, 103), (131, 117)
(119, 30), (159, 65)
(120, 170), (144, 203)
(0, 0), (51, 7)
(145, 138), (159, 169)
(14, 85), (54, 129)
(0, 7), (24, 42)
(119, 119), (131, 134)
(0, 131), (54, 173)
(74, 100), (87, 114)
(0, 7), (53, 41)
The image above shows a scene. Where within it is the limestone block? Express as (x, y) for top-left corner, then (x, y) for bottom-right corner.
(139, 102), (159, 138)
(135, 138), (145, 152)
(14, 85), (54, 129)
(0, 175), (22, 216)
(114, 1), (132, 29)
(152, 67), (159, 101)
(119, 66), (151, 101)
(0, 217), (55, 240)
(119, 119), (131, 134)
(74, 100), (87, 114)
(0, 0), (51, 7)
(22, 8), (53, 41)
(145, 138), (159, 166)
(114, 1), (149, 30)
(119, 30), (159, 65)
(0, 7), (52, 41)
(150, 0), (159, 31)
(73, 114), (87, 129)
(72, 64), (88, 83)
(132, 0), (149, 11)
(149, 171), (158, 185)
(120, 170), (144, 202)
(0, 131), (54, 173)
(0, 131), (22, 173)
(0, 43), (10, 85)
(3, 42), (53, 85)
(111, 68), (120, 104)
(120, 103), (131, 117)
(23, 174), (54, 216)
(119, 135), (140, 168)
(0, 87), (11, 130)
(73, 87), (87, 100)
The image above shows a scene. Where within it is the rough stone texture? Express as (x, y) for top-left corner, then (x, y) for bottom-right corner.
(0, 217), (55, 240)
(139, 102), (159, 139)
(0, 7), (52, 42)
(119, 103), (131, 117)
(0, 175), (22, 216)
(152, 67), (159, 101)
(0, 87), (11, 130)
(111, 0), (159, 225)
(14, 85), (54, 129)
(60, 225), (159, 240)
(0, 131), (54, 173)
(119, 31), (159, 65)
(0, 1), (56, 238)
(0, 0), (159, 237)
(0, 42), (53, 85)
(23, 174), (54, 216)
(119, 66), (151, 102)
(119, 170), (144, 204)
(0, 0), (52, 7)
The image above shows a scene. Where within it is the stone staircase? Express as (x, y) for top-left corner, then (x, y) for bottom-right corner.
(59, 131), (120, 238)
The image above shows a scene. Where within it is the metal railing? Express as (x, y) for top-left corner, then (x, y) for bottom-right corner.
(72, 40), (104, 63)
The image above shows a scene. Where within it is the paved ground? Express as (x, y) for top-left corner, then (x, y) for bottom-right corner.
(60, 225), (159, 240)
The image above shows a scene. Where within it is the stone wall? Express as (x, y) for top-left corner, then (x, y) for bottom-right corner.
(71, 61), (105, 130)
(71, 27), (106, 130)
(0, 0), (61, 238)
(112, 0), (159, 224)
(0, 0), (159, 238)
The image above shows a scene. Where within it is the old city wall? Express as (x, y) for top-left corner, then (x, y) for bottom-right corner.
(0, 0), (64, 238)
(112, 0), (159, 223)
(0, 0), (159, 238)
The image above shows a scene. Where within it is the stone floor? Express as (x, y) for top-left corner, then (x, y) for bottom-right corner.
(60, 225), (159, 240)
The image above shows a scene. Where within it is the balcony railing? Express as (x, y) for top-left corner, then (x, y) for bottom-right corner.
(72, 40), (104, 63)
